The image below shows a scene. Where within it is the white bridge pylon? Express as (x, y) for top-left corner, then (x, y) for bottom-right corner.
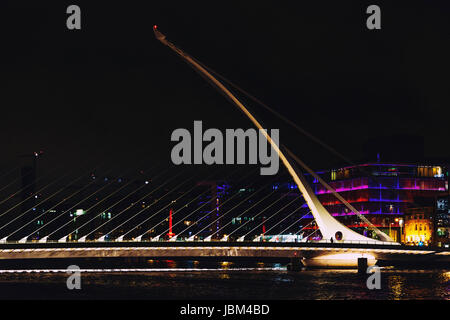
(153, 26), (393, 244)
(293, 167), (376, 242)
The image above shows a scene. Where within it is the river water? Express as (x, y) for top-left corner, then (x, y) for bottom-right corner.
(0, 260), (448, 300)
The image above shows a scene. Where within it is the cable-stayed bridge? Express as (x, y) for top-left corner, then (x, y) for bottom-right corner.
(1, 241), (449, 269)
(0, 27), (448, 269)
(0, 162), (448, 268)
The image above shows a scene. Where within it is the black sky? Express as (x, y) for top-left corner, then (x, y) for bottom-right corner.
(1, 1), (449, 173)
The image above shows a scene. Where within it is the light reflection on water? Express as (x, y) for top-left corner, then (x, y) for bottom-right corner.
(388, 275), (405, 300)
(0, 260), (448, 300)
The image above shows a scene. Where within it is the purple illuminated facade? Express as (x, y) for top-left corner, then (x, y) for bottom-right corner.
(188, 164), (448, 242)
(304, 163), (448, 241)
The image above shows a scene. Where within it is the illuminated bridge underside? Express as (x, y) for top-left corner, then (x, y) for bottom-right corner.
(0, 243), (447, 268)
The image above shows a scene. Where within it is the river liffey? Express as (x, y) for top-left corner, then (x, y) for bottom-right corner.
(0, 260), (448, 300)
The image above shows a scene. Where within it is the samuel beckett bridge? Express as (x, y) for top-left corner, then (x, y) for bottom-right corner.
(0, 27), (448, 269)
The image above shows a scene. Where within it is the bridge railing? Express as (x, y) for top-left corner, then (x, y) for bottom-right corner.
(0, 238), (400, 245)
(309, 239), (400, 245)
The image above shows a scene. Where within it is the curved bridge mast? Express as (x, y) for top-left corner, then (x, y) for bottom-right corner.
(153, 26), (393, 244)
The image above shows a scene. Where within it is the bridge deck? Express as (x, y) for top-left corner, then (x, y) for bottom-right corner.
(0, 242), (447, 262)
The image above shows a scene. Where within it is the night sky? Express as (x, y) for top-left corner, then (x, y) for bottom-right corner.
(1, 1), (449, 175)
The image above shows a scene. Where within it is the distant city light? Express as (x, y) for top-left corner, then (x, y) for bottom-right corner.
(74, 209), (86, 217)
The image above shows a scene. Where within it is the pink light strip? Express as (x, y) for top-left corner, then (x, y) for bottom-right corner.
(316, 186), (445, 194)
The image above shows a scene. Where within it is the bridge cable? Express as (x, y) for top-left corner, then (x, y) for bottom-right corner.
(108, 168), (212, 241)
(262, 206), (310, 239)
(187, 173), (289, 241)
(162, 168), (261, 241)
(42, 164), (156, 241)
(1, 162), (118, 240)
(269, 211), (314, 241)
(142, 167), (251, 241)
(106, 166), (231, 241)
(4, 164), (117, 241)
(0, 166), (93, 239)
(201, 185), (283, 242)
(18, 162), (165, 241)
(132, 167), (258, 241)
(211, 189), (292, 240)
(0, 164), (67, 218)
(59, 166), (180, 242)
(20, 165), (120, 241)
(89, 166), (226, 241)
(246, 201), (308, 241)
(164, 170), (278, 241)
(34, 147), (163, 241)
(228, 195), (300, 241)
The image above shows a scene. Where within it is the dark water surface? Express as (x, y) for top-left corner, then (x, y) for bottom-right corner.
(0, 260), (448, 300)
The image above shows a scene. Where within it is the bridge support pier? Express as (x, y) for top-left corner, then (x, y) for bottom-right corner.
(357, 257), (368, 274)
(287, 258), (303, 271)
